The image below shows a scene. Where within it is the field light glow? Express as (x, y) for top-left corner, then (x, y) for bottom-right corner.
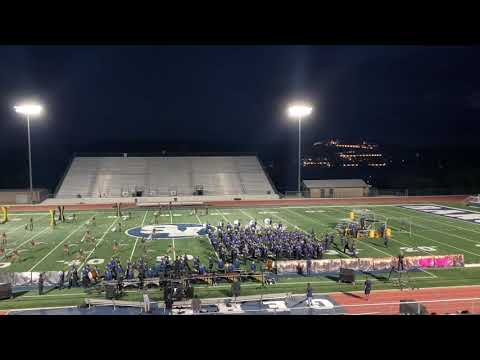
(287, 103), (313, 118)
(14, 104), (43, 116)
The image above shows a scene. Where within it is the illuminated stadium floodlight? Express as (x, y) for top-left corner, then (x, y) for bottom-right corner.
(287, 102), (313, 195)
(14, 102), (43, 203)
(14, 104), (43, 116)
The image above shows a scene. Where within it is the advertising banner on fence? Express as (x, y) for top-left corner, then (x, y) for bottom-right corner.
(275, 254), (465, 274)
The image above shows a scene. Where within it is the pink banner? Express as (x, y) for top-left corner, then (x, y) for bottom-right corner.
(275, 254), (464, 274)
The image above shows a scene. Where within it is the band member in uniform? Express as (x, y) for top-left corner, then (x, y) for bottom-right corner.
(1, 232), (6, 247)
(30, 238), (38, 248)
(0, 246), (5, 257)
(64, 243), (70, 256)
(306, 283), (313, 307)
(397, 250), (405, 271)
(29, 217), (34, 231)
(58, 270), (65, 290)
(113, 239), (120, 253)
(72, 213), (77, 223)
(84, 230), (91, 243)
(91, 216), (96, 226)
(117, 221), (122, 232)
(77, 248), (85, 261)
(11, 249), (19, 263)
(343, 238), (350, 254)
(140, 237), (147, 254)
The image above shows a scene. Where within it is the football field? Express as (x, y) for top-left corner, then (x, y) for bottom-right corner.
(2, 202), (480, 273)
(3, 202), (480, 311)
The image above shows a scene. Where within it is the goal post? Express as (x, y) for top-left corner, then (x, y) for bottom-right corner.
(349, 209), (376, 222)
(386, 216), (413, 242)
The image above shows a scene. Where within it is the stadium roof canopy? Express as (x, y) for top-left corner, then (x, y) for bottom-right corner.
(303, 179), (368, 189)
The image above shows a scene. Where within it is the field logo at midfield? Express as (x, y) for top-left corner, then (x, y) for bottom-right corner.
(126, 224), (207, 239)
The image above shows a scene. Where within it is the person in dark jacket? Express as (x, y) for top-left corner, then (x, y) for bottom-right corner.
(306, 283), (313, 306)
(38, 272), (44, 295)
(364, 277), (372, 300)
(58, 271), (65, 290)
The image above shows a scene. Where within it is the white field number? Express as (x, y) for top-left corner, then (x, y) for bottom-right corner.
(400, 246), (437, 253)
(311, 299), (335, 310)
(263, 301), (289, 312)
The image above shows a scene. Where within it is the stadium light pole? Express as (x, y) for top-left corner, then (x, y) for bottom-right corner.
(14, 103), (43, 203)
(287, 103), (313, 196)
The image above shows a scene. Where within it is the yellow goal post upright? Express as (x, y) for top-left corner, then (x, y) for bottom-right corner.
(0, 206), (8, 224)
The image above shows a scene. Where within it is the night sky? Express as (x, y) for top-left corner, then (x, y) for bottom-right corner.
(1, 45), (480, 152)
(1, 44), (480, 192)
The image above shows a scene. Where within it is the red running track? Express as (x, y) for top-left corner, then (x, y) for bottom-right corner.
(329, 286), (480, 315)
(6, 194), (468, 212)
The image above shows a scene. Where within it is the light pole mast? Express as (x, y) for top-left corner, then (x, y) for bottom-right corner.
(297, 116), (301, 194)
(14, 103), (43, 204)
(287, 102), (313, 197)
(27, 114), (33, 196)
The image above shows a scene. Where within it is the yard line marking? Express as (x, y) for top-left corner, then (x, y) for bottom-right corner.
(319, 207), (394, 258)
(375, 207), (480, 258)
(241, 207), (351, 259)
(5, 214), (49, 235)
(383, 207), (480, 252)
(397, 208), (480, 236)
(0, 227), (50, 261)
(78, 217), (118, 271)
(129, 210), (149, 262)
(281, 208), (350, 258)
(285, 206), (380, 258)
(28, 214), (98, 271)
(418, 267), (438, 278)
(169, 209), (176, 259)
(393, 205), (480, 236)
(218, 210), (230, 223)
(333, 206), (441, 272)
(196, 212), (220, 260)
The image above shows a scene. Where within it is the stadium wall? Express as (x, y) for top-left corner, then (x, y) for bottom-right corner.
(4, 194), (468, 212)
(0, 189), (49, 204)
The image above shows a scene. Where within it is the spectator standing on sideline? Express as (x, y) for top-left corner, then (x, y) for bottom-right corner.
(306, 258), (312, 276)
(306, 283), (313, 307)
(231, 279), (241, 302)
(191, 295), (202, 314)
(143, 290), (151, 313)
(364, 277), (372, 300)
(38, 273), (44, 295)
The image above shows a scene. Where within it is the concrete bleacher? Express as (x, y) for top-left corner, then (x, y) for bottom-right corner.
(55, 155), (278, 201)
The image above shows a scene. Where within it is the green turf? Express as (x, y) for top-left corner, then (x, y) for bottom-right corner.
(1, 202), (480, 309)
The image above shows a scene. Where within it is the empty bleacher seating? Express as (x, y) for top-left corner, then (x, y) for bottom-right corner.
(56, 156), (276, 199)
